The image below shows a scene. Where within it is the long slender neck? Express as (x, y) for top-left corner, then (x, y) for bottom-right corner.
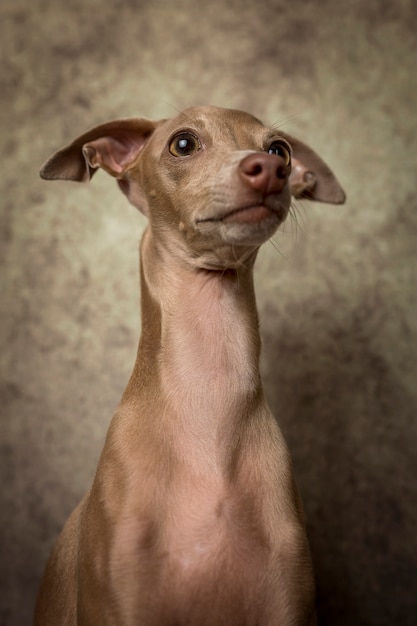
(125, 227), (264, 469)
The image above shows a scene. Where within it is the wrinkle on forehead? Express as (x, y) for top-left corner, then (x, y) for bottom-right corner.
(156, 105), (268, 151)
(179, 105), (264, 127)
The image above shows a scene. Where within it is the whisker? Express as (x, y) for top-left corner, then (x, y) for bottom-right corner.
(159, 101), (202, 126)
(270, 112), (306, 131)
(287, 200), (307, 242)
(160, 101), (186, 116)
(268, 237), (289, 261)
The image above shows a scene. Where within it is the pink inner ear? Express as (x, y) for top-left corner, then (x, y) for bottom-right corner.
(289, 158), (317, 198)
(84, 134), (147, 177)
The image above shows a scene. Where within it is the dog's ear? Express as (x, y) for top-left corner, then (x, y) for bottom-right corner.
(281, 132), (346, 204)
(40, 118), (159, 182)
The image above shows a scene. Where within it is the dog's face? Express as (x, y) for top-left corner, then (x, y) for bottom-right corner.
(127, 107), (294, 269)
(40, 105), (345, 270)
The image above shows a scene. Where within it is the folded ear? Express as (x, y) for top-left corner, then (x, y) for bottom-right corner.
(40, 118), (160, 182)
(281, 132), (346, 204)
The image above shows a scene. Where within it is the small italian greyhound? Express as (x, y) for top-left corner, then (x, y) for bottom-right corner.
(34, 105), (345, 625)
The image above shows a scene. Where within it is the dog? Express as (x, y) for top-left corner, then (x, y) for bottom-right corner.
(34, 105), (345, 625)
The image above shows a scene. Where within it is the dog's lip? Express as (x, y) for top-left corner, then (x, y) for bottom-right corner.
(196, 203), (282, 225)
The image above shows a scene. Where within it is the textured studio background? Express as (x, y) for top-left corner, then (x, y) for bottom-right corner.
(1, 0), (417, 624)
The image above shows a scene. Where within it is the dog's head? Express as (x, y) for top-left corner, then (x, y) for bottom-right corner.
(41, 105), (345, 270)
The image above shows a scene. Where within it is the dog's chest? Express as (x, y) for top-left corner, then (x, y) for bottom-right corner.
(152, 481), (269, 622)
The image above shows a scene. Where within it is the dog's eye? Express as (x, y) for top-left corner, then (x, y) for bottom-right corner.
(268, 141), (291, 165)
(169, 132), (201, 157)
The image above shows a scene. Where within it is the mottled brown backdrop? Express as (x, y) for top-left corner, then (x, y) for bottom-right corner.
(1, 0), (416, 624)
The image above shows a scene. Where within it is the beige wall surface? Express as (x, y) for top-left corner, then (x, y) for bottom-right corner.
(1, 0), (416, 624)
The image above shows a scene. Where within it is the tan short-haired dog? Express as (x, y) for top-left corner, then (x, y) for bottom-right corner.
(35, 105), (344, 625)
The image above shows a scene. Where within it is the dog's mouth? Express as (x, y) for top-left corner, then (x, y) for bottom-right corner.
(197, 202), (286, 226)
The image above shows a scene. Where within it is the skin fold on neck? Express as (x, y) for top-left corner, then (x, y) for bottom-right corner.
(124, 226), (265, 475)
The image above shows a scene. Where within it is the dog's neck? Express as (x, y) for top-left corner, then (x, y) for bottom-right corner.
(125, 226), (264, 471)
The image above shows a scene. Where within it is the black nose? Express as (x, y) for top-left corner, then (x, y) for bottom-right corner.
(238, 153), (290, 195)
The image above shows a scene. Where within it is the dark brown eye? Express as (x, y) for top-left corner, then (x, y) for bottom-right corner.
(268, 141), (291, 165)
(169, 132), (201, 157)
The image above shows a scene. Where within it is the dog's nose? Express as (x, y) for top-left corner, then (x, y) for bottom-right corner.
(238, 153), (290, 195)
